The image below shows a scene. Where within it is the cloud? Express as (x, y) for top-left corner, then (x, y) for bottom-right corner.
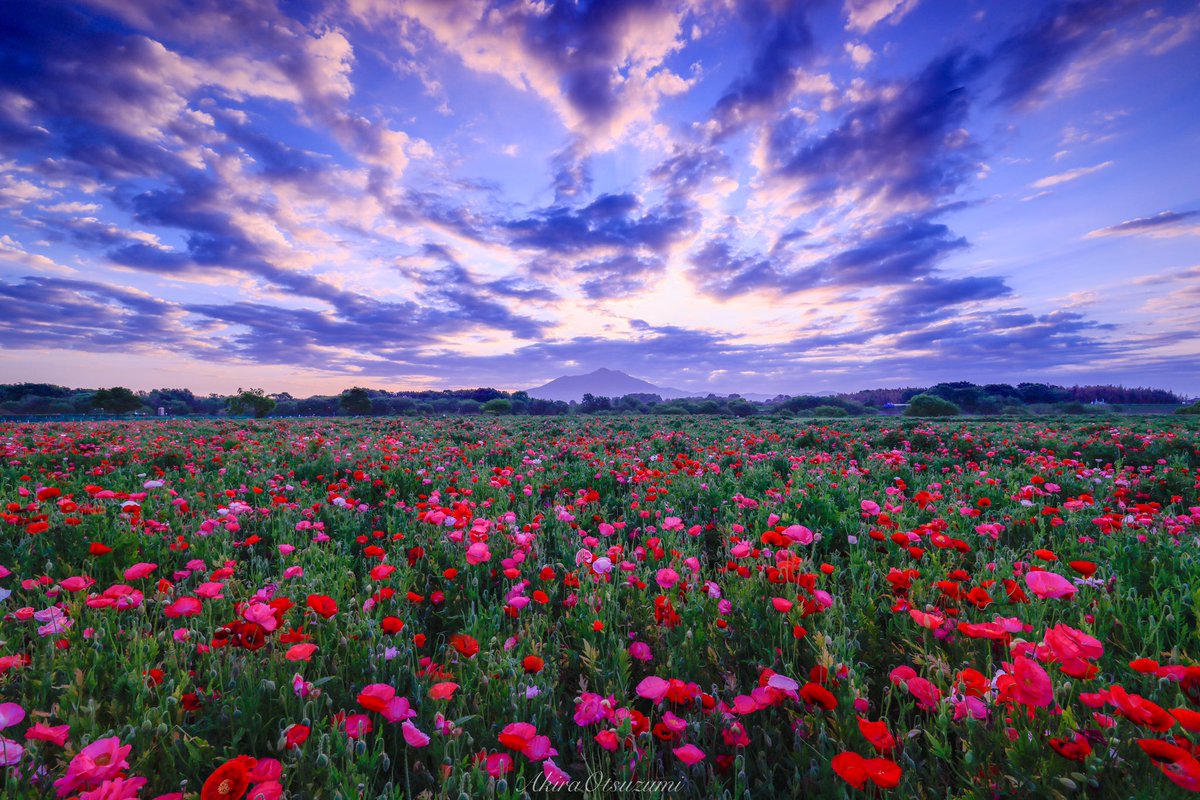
(550, 141), (592, 203)
(0, 0), (425, 196)
(1133, 265), (1200, 286)
(0, 165), (55, 206)
(689, 215), (969, 298)
(989, 0), (1145, 108)
(0, 275), (202, 352)
(844, 0), (920, 34)
(709, 1), (816, 138)
(505, 193), (697, 256)
(845, 41), (875, 68)
(762, 50), (985, 215)
(367, 0), (694, 150)
(1086, 210), (1200, 239)
(649, 145), (733, 201)
(574, 254), (667, 300)
(0, 235), (77, 275)
(42, 201), (102, 214)
(1030, 160), (1113, 189)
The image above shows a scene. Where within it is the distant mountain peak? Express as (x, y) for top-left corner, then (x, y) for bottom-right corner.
(527, 368), (689, 403)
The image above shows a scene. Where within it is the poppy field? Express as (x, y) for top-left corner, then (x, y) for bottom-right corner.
(1, 416), (1200, 799)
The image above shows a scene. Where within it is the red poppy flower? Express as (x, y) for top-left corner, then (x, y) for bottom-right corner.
(1173, 708), (1200, 733)
(284, 724), (310, 749)
(1139, 739), (1200, 792)
(449, 634), (479, 658)
(1111, 686), (1176, 732)
(1049, 732), (1092, 761)
(833, 752), (901, 789)
(799, 682), (837, 710)
(305, 594), (337, 618)
(857, 717), (896, 754)
(202, 756), (257, 800)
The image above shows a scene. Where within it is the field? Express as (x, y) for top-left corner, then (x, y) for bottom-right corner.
(1, 416), (1199, 799)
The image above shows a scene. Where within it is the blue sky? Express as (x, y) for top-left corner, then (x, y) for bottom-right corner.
(1, 0), (1197, 396)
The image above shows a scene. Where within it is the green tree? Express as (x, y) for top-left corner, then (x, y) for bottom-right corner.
(340, 387), (373, 415)
(90, 386), (143, 414)
(810, 405), (849, 417)
(228, 388), (276, 418)
(1176, 401), (1200, 416)
(727, 399), (758, 417)
(904, 394), (960, 417)
(482, 398), (513, 415)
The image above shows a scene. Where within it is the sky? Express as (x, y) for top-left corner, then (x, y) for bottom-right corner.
(1, 0), (1198, 398)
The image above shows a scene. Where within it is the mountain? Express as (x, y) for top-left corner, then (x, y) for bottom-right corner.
(527, 368), (692, 403)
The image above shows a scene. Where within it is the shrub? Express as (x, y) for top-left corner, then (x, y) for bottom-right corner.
(481, 398), (513, 415)
(903, 394), (960, 417)
(810, 405), (849, 417)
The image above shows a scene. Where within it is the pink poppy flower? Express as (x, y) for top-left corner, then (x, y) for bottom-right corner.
(0, 737), (23, 767)
(248, 758), (282, 782)
(195, 582), (225, 599)
(1008, 656), (1054, 708)
(381, 696), (417, 723)
(635, 676), (670, 704)
(543, 758), (572, 786)
(123, 563), (157, 580)
(59, 576), (95, 592)
(465, 542), (491, 565)
(163, 597), (202, 618)
(574, 693), (607, 726)
(402, 721), (430, 747)
(1043, 624), (1103, 661)
(674, 744), (706, 765)
(242, 602), (278, 632)
(782, 525), (814, 544)
(1024, 571), (1078, 600)
(246, 782), (283, 800)
(342, 714), (373, 739)
(0, 703), (24, 731)
(53, 736), (132, 797)
(905, 677), (942, 711)
(628, 641), (652, 661)
(25, 722), (70, 746)
(79, 777), (147, 800)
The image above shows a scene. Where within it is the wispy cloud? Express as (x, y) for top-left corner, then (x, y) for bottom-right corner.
(1086, 210), (1200, 239)
(1030, 160), (1113, 189)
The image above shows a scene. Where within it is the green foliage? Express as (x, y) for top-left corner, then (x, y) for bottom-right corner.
(1177, 401), (1200, 415)
(227, 387), (277, 418)
(90, 386), (144, 414)
(904, 393), (961, 417)
(481, 397), (513, 415)
(808, 404), (849, 417)
(339, 387), (373, 415)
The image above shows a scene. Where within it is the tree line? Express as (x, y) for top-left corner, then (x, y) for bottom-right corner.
(0, 380), (1190, 419)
